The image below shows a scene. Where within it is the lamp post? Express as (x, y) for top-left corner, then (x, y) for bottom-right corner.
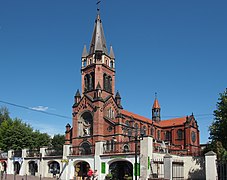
(124, 119), (145, 180)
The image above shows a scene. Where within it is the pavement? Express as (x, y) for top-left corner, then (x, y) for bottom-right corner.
(1, 174), (58, 180)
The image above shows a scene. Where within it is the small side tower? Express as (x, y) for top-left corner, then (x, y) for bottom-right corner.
(152, 93), (161, 122)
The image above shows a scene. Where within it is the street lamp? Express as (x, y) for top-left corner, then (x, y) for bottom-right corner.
(124, 119), (145, 180)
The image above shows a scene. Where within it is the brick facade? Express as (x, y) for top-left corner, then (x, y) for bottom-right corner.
(65, 12), (200, 157)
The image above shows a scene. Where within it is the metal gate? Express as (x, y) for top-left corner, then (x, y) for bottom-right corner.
(172, 160), (184, 179)
(217, 160), (227, 180)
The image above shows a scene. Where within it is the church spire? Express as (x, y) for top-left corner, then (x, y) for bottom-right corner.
(152, 93), (161, 122)
(89, 9), (108, 55)
(109, 46), (115, 59)
(82, 45), (88, 57)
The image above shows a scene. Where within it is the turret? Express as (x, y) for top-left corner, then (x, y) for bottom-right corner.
(65, 123), (71, 145)
(115, 91), (123, 109)
(74, 89), (81, 106)
(152, 93), (161, 122)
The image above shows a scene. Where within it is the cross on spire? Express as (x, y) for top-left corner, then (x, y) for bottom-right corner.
(96, 0), (101, 13)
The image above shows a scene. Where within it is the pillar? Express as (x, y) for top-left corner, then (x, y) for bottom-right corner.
(205, 151), (217, 180)
(140, 136), (153, 180)
(95, 141), (104, 180)
(164, 154), (173, 180)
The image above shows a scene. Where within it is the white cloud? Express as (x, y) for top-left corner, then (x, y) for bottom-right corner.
(30, 106), (48, 111)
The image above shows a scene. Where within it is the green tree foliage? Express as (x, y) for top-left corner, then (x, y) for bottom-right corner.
(0, 107), (51, 152)
(0, 107), (10, 124)
(208, 89), (227, 159)
(51, 134), (65, 153)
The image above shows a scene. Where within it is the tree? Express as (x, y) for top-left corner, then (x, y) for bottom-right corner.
(0, 107), (51, 152)
(209, 89), (227, 158)
(0, 107), (10, 124)
(51, 134), (65, 152)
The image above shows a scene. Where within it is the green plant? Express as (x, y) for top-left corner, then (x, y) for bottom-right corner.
(106, 173), (113, 178)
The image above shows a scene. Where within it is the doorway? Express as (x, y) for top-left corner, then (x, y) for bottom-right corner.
(74, 161), (90, 180)
(109, 161), (133, 180)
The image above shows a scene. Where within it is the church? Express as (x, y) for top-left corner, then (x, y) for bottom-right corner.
(64, 7), (201, 180)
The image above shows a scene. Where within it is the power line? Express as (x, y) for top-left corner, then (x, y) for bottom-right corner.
(0, 99), (213, 120)
(162, 114), (213, 118)
(0, 100), (71, 119)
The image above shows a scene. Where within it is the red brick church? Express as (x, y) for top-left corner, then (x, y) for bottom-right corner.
(65, 10), (200, 159)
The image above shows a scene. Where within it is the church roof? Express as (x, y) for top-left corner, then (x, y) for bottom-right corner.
(152, 98), (160, 109)
(121, 109), (154, 124)
(109, 46), (115, 59)
(82, 45), (88, 57)
(75, 89), (81, 97)
(89, 14), (108, 55)
(115, 91), (121, 99)
(121, 109), (186, 128)
(159, 117), (187, 127)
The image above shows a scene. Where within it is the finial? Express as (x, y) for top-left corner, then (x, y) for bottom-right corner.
(155, 92), (157, 99)
(96, 0), (101, 13)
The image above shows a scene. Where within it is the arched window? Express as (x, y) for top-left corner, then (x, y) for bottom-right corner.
(142, 125), (147, 136)
(125, 120), (129, 127)
(157, 130), (161, 140)
(84, 76), (88, 92)
(165, 131), (171, 141)
(177, 129), (183, 140)
(103, 74), (107, 90)
(80, 142), (92, 155)
(135, 123), (139, 130)
(111, 139), (115, 151)
(109, 76), (112, 93)
(106, 140), (110, 151)
(110, 61), (114, 68)
(150, 127), (154, 136)
(83, 59), (87, 67)
(90, 72), (95, 90)
(103, 74), (112, 93)
(123, 144), (130, 152)
(107, 108), (114, 119)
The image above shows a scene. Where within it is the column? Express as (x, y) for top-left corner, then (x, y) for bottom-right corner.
(95, 141), (104, 180)
(164, 154), (173, 180)
(140, 136), (153, 180)
(61, 144), (71, 180)
(19, 149), (27, 175)
(205, 151), (217, 180)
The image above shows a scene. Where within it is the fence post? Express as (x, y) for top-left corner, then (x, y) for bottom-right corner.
(140, 136), (153, 180)
(95, 141), (104, 180)
(164, 154), (173, 180)
(205, 151), (217, 180)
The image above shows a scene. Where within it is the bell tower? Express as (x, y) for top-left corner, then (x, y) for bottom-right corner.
(81, 10), (116, 100)
(152, 93), (161, 122)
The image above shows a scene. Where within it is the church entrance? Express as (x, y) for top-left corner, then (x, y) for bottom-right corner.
(109, 161), (133, 180)
(28, 161), (38, 176)
(14, 162), (21, 174)
(74, 161), (90, 180)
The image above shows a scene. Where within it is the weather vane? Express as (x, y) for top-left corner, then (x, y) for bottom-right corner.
(96, 0), (101, 12)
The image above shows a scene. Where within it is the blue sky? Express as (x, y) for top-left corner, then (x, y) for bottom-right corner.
(0, 0), (226, 143)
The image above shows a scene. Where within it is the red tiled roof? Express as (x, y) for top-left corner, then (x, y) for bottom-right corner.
(121, 109), (160, 126)
(121, 110), (152, 123)
(121, 110), (186, 127)
(159, 117), (186, 127)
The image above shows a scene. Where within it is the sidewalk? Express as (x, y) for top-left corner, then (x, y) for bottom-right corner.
(2, 174), (58, 180)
